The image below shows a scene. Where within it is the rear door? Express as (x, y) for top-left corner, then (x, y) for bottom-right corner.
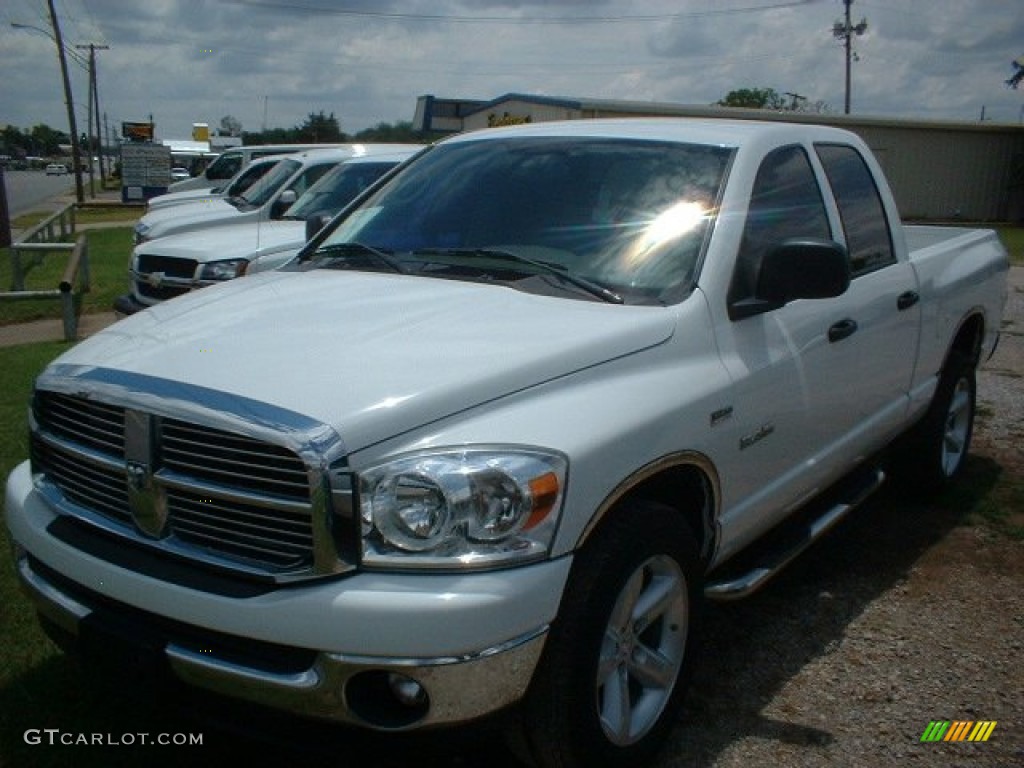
(812, 143), (919, 442)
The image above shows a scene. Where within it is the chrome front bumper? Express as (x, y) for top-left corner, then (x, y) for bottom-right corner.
(15, 551), (547, 730)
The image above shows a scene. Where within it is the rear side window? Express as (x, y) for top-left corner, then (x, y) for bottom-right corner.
(730, 145), (831, 305)
(815, 144), (895, 277)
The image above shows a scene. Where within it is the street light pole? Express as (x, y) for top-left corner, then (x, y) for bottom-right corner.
(832, 0), (868, 115)
(41, 0), (85, 203)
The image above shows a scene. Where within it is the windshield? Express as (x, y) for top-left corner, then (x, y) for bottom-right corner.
(314, 137), (731, 303)
(286, 161), (397, 220)
(237, 158), (301, 207)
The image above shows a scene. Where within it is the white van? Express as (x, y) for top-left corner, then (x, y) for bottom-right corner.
(166, 143), (342, 193)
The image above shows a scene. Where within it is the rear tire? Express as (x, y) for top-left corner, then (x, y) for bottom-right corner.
(897, 352), (976, 492)
(510, 500), (701, 768)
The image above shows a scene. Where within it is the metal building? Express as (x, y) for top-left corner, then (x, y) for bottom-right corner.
(414, 93), (1024, 222)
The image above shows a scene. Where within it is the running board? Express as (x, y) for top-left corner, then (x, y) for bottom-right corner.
(704, 467), (886, 601)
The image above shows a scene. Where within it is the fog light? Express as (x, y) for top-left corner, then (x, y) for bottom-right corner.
(388, 673), (427, 707)
(346, 669), (430, 728)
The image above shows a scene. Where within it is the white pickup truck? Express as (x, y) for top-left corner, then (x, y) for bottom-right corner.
(5, 119), (1008, 767)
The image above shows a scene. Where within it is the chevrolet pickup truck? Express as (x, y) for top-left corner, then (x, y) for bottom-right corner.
(5, 119), (1008, 767)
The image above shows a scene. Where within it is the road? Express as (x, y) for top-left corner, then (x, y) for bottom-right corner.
(2, 168), (76, 218)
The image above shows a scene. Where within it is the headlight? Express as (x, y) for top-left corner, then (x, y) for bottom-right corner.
(197, 259), (249, 281)
(359, 448), (567, 570)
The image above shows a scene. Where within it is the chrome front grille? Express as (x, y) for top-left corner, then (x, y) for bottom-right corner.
(34, 391), (125, 456)
(161, 419), (310, 501)
(136, 254), (197, 278)
(167, 488), (314, 569)
(133, 254), (197, 301)
(30, 390), (327, 578)
(31, 438), (131, 525)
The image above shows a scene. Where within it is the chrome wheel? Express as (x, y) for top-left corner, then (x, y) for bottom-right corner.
(596, 554), (688, 746)
(941, 376), (972, 477)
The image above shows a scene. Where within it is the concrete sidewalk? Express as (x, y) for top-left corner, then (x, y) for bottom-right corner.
(0, 312), (119, 348)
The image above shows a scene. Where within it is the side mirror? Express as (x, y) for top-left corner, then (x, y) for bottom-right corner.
(305, 213), (332, 242)
(730, 239), (850, 320)
(271, 189), (298, 218)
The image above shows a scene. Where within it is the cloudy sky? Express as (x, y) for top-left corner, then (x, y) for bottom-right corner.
(2, 0), (1023, 142)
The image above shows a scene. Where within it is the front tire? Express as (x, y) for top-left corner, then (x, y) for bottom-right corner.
(511, 500), (701, 768)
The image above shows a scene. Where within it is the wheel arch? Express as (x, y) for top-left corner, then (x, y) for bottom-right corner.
(946, 309), (986, 370)
(577, 452), (720, 569)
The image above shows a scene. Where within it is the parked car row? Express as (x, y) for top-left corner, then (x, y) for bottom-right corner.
(115, 143), (421, 315)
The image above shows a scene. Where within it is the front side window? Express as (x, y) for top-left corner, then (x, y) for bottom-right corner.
(312, 137), (733, 304)
(225, 160), (277, 196)
(285, 163), (335, 199)
(205, 152), (243, 180)
(730, 145), (832, 305)
(815, 144), (895, 277)
(286, 162), (396, 220)
(237, 158), (301, 207)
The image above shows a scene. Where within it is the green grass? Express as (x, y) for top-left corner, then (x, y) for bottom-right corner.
(12, 205), (140, 231)
(0, 227), (133, 325)
(993, 225), (1024, 266)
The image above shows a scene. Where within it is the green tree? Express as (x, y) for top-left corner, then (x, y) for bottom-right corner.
(351, 121), (422, 142)
(29, 124), (69, 155)
(219, 115), (243, 137)
(716, 87), (788, 110)
(1, 125), (27, 155)
(295, 111), (345, 143)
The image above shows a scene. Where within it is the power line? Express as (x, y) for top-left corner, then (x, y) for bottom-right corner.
(222, 0), (823, 25)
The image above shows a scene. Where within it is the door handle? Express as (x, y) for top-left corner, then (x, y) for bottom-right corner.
(828, 318), (858, 343)
(897, 291), (920, 311)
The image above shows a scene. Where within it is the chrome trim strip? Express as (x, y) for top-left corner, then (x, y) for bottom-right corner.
(16, 554), (91, 636)
(166, 644), (321, 689)
(34, 430), (123, 472)
(580, 450), (721, 565)
(156, 469), (311, 516)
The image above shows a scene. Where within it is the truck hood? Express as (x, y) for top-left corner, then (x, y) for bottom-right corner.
(140, 198), (246, 239)
(52, 271), (676, 452)
(146, 187), (219, 211)
(136, 221), (304, 263)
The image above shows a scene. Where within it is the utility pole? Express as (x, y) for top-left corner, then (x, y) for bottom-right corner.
(832, 0), (868, 115)
(46, 0), (84, 203)
(77, 43), (109, 192)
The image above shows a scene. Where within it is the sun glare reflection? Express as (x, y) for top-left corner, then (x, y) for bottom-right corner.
(624, 200), (709, 268)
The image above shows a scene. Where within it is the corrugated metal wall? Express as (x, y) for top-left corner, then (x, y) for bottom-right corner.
(447, 95), (1024, 221)
(853, 125), (1023, 221)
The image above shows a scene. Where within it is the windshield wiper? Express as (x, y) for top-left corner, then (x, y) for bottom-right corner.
(411, 248), (624, 305)
(313, 242), (408, 274)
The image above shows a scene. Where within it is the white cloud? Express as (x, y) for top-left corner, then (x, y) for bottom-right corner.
(2, 0), (1022, 141)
